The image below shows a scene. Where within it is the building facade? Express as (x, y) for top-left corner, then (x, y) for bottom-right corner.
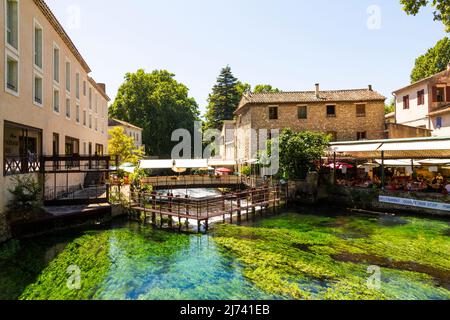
(0, 0), (109, 240)
(394, 65), (450, 137)
(230, 84), (386, 163)
(108, 118), (143, 149)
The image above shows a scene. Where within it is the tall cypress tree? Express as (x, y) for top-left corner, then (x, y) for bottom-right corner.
(204, 66), (242, 130)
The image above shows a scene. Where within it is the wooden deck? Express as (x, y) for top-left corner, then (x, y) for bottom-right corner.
(129, 186), (284, 231)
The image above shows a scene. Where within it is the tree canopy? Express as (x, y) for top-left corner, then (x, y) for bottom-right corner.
(109, 69), (199, 157)
(108, 127), (144, 165)
(253, 84), (281, 93)
(204, 66), (242, 130)
(401, 0), (450, 32)
(268, 129), (330, 180)
(410, 37), (450, 83)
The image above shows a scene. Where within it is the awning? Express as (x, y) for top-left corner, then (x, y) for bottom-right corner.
(174, 159), (209, 169)
(418, 159), (450, 165)
(329, 143), (382, 153)
(208, 159), (237, 167)
(375, 159), (422, 167)
(378, 140), (450, 152)
(140, 159), (174, 169)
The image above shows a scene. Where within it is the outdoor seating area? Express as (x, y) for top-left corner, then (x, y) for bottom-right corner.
(328, 137), (450, 196)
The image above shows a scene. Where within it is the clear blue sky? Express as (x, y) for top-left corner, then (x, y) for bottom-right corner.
(47, 0), (447, 116)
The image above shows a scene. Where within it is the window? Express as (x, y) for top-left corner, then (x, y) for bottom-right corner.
(417, 90), (425, 105)
(83, 80), (86, 96)
(269, 106), (278, 120)
(76, 105), (80, 123)
(6, 0), (19, 50)
(65, 136), (79, 156)
(4, 121), (43, 176)
(53, 45), (59, 83)
(53, 89), (60, 113)
(65, 98), (71, 118)
(33, 74), (43, 105)
(298, 106), (307, 119)
(436, 117), (443, 129)
(75, 73), (80, 99)
(33, 22), (43, 69)
(83, 110), (87, 126)
(436, 87), (445, 102)
(89, 114), (92, 129)
(89, 88), (92, 109)
(52, 133), (59, 156)
(403, 95), (410, 109)
(326, 105), (336, 117)
(357, 131), (367, 140)
(65, 61), (71, 92)
(356, 104), (366, 117)
(327, 131), (337, 142)
(95, 94), (98, 113)
(6, 55), (18, 93)
(95, 118), (98, 131)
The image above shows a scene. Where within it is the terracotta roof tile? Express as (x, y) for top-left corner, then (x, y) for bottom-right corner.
(236, 88), (386, 112)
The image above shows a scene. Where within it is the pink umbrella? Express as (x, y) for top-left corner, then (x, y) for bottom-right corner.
(215, 167), (233, 173)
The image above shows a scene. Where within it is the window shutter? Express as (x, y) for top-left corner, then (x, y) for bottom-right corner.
(432, 86), (438, 102)
(446, 87), (450, 102)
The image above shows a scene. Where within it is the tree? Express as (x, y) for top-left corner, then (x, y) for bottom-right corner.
(385, 98), (396, 114)
(204, 66), (242, 130)
(401, 0), (450, 32)
(109, 69), (200, 157)
(410, 37), (450, 83)
(108, 127), (144, 165)
(268, 129), (330, 180)
(253, 84), (281, 93)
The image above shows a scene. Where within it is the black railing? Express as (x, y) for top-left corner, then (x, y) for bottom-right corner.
(4, 155), (41, 176)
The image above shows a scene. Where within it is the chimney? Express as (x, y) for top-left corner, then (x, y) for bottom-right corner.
(368, 85), (373, 91)
(315, 83), (320, 98)
(97, 83), (106, 94)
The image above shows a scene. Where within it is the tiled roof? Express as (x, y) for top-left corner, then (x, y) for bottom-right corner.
(35, 0), (91, 73)
(236, 89), (386, 112)
(108, 118), (143, 131)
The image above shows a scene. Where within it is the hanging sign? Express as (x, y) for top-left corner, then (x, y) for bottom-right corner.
(379, 196), (450, 212)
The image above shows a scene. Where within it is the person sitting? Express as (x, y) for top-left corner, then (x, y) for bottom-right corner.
(444, 182), (450, 194)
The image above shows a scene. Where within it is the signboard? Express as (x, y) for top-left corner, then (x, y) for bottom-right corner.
(379, 196), (450, 212)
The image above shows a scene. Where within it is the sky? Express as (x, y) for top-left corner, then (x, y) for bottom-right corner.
(46, 0), (447, 117)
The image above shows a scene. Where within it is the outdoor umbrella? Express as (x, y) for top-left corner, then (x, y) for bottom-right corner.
(325, 162), (354, 170)
(215, 167), (233, 173)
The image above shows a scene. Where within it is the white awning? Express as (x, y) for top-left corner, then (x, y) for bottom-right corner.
(375, 159), (422, 167)
(378, 140), (450, 151)
(174, 159), (209, 169)
(139, 159), (174, 169)
(329, 143), (382, 153)
(208, 159), (237, 167)
(418, 159), (450, 165)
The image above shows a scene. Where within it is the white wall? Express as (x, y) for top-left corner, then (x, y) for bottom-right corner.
(395, 84), (429, 128)
(430, 114), (450, 137)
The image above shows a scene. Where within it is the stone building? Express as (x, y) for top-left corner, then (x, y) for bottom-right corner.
(108, 118), (144, 149)
(0, 0), (109, 241)
(231, 84), (386, 163)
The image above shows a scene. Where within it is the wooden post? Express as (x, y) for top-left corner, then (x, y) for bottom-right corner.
(333, 152), (337, 185)
(237, 194), (241, 221)
(381, 151), (385, 190)
(152, 194), (156, 225)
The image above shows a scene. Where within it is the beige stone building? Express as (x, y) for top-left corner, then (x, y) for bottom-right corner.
(0, 0), (109, 240)
(108, 118), (144, 149)
(231, 84), (386, 163)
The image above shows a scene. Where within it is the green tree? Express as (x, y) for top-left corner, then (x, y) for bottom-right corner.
(109, 69), (200, 157)
(410, 37), (450, 83)
(401, 0), (450, 32)
(253, 84), (281, 93)
(108, 127), (144, 165)
(385, 98), (396, 114)
(269, 129), (330, 180)
(204, 66), (242, 130)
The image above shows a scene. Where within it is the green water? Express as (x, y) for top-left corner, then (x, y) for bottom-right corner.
(0, 209), (449, 300)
